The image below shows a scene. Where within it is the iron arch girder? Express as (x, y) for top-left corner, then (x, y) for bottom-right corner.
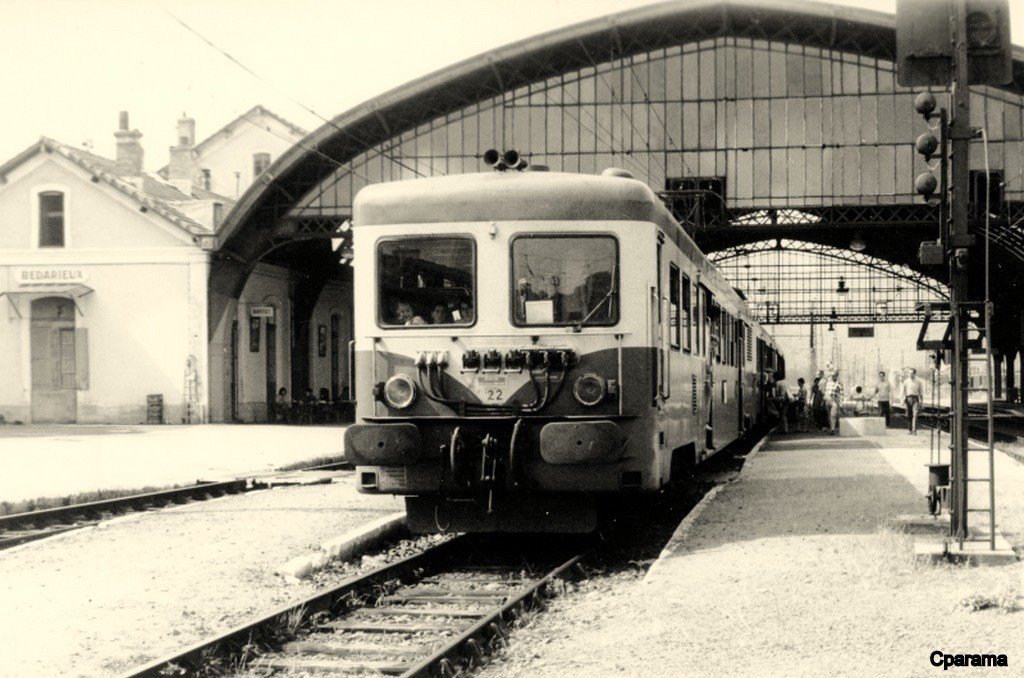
(708, 238), (950, 301)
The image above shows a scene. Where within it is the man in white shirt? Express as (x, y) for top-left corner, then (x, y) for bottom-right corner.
(871, 371), (893, 427)
(899, 368), (925, 435)
(822, 370), (844, 435)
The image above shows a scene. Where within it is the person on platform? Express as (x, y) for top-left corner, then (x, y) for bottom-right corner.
(274, 387), (289, 423)
(810, 370), (828, 432)
(822, 370), (844, 435)
(794, 377), (808, 432)
(773, 372), (792, 433)
(871, 370), (893, 427)
(900, 367), (925, 435)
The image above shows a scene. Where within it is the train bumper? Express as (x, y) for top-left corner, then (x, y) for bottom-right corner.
(539, 420), (625, 464)
(344, 423), (421, 465)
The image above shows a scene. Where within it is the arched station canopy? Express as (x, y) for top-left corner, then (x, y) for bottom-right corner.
(211, 0), (1024, 346)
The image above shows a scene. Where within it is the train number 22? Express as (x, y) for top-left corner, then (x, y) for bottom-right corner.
(485, 389), (503, 401)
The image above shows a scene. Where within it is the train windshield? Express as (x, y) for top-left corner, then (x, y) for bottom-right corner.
(511, 235), (618, 326)
(377, 237), (475, 327)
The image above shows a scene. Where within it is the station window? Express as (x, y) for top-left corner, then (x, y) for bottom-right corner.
(253, 152), (271, 177)
(669, 263), (680, 350)
(681, 274), (692, 352)
(511, 235), (618, 327)
(377, 237), (475, 328)
(38, 191), (65, 248)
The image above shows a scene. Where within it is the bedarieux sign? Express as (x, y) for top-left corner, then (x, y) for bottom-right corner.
(13, 266), (89, 286)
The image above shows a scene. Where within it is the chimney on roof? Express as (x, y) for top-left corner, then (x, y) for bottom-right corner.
(114, 111), (144, 176)
(168, 113), (198, 196)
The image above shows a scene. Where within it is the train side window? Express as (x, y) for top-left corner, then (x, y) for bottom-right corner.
(681, 274), (692, 352)
(668, 263), (680, 350)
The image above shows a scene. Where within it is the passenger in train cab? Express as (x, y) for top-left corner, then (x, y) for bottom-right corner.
(871, 371), (892, 427)
(453, 300), (474, 324)
(392, 299), (427, 326)
(900, 368), (925, 435)
(822, 370), (845, 435)
(430, 304), (452, 325)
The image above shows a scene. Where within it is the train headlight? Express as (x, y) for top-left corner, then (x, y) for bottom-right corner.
(383, 374), (418, 409)
(573, 373), (606, 407)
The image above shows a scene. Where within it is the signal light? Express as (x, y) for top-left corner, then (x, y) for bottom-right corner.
(915, 172), (938, 196)
(914, 92), (938, 118)
(915, 133), (939, 160)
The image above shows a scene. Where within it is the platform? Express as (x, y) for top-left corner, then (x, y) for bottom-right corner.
(610, 431), (1024, 675)
(0, 424), (348, 503)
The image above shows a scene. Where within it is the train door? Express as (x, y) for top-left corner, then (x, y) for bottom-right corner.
(737, 319), (745, 431)
(699, 284), (715, 452)
(30, 297), (78, 423)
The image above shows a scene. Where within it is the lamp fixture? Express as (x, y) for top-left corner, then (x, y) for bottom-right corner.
(849, 233), (866, 252)
(836, 276), (848, 294)
(828, 322), (835, 332)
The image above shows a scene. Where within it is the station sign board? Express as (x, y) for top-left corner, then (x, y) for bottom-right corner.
(13, 266), (89, 286)
(250, 305), (275, 318)
(848, 326), (875, 338)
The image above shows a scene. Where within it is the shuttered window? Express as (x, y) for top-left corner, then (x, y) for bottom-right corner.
(39, 191), (65, 247)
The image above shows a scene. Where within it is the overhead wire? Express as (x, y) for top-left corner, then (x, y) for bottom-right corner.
(163, 7), (430, 178)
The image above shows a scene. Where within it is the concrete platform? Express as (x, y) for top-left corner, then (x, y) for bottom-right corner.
(839, 416), (886, 437)
(0, 424), (348, 503)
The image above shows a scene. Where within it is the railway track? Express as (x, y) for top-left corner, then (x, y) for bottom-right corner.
(0, 479), (248, 550)
(123, 533), (585, 677)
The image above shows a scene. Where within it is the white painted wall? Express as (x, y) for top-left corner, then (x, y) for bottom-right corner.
(0, 151), (209, 423)
(194, 114), (304, 199)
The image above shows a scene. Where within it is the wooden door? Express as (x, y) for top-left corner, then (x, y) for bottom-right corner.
(31, 297), (77, 423)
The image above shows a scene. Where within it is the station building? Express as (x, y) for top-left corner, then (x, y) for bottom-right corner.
(0, 107), (351, 424)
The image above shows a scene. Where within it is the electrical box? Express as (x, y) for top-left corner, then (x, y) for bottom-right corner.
(919, 240), (945, 266)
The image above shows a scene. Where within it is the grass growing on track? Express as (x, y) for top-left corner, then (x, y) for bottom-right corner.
(0, 484), (184, 517)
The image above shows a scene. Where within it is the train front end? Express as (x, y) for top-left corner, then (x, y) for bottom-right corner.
(345, 170), (660, 533)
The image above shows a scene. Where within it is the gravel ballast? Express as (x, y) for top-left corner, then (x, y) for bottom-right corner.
(0, 478), (402, 677)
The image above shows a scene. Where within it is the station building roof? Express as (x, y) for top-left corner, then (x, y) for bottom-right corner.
(0, 137), (233, 240)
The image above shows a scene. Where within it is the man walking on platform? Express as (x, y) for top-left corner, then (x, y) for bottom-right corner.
(822, 370), (844, 435)
(900, 368), (925, 435)
(871, 371), (892, 427)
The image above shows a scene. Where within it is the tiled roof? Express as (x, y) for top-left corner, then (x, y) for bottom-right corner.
(0, 137), (232, 240)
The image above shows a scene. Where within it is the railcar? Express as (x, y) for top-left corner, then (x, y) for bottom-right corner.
(344, 159), (783, 533)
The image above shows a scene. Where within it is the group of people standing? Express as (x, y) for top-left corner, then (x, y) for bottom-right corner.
(774, 367), (927, 435)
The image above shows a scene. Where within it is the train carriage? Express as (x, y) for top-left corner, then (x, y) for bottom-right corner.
(344, 162), (782, 533)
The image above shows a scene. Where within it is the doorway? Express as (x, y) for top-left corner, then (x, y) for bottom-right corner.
(30, 297), (77, 423)
(265, 320), (277, 420)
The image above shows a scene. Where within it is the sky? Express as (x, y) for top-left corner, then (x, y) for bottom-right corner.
(2, 0), (1023, 171)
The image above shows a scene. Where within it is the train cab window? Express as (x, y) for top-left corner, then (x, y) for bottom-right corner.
(681, 274), (692, 352)
(511, 235), (618, 326)
(377, 237), (475, 327)
(668, 263), (680, 350)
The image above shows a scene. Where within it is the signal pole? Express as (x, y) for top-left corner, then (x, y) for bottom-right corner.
(947, 0), (973, 543)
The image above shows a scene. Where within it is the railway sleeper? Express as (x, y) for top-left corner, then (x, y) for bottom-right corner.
(319, 620), (465, 634)
(282, 640), (429, 657)
(380, 594), (507, 606)
(253, 656), (409, 675)
(356, 606), (487, 619)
